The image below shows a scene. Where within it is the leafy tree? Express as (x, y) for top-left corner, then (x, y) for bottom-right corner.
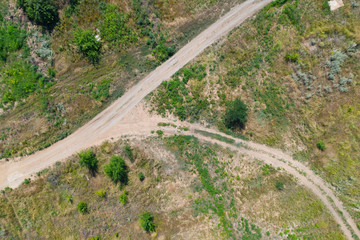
(77, 202), (87, 213)
(139, 211), (155, 232)
(74, 29), (102, 64)
(78, 150), (98, 175)
(18, 0), (59, 30)
(224, 98), (248, 129)
(104, 155), (128, 185)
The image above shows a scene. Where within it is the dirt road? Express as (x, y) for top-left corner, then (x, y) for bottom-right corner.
(0, 0), (358, 239)
(0, 0), (273, 188)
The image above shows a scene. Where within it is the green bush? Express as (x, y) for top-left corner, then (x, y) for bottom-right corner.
(95, 189), (106, 198)
(119, 190), (128, 205)
(77, 202), (87, 213)
(74, 29), (102, 64)
(91, 79), (111, 102)
(316, 141), (326, 151)
(282, 4), (301, 28)
(224, 98), (248, 129)
(104, 155), (128, 185)
(23, 178), (31, 184)
(78, 150), (98, 175)
(322, 0), (331, 15)
(1, 61), (50, 108)
(18, 0), (59, 30)
(276, 181), (284, 190)
(0, 22), (27, 62)
(138, 172), (145, 182)
(139, 211), (155, 232)
(285, 52), (299, 63)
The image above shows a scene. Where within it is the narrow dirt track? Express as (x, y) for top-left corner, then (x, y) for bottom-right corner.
(0, 0), (359, 239)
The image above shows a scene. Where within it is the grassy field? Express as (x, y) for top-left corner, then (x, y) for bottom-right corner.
(0, 134), (344, 239)
(0, 0), (244, 159)
(150, 0), (360, 228)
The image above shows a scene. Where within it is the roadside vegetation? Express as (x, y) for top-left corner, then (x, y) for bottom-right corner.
(0, 0), (245, 160)
(150, 0), (360, 228)
(0, 135), (344, 239)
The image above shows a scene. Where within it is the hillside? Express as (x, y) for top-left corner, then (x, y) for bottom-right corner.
(150, 0), (360, 232)
(0, 134), (345, 239)
(0, 0), (244, 158)
(1, 0), (360, 239)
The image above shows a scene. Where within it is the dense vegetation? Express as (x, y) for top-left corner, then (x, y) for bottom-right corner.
(17, 0), (59, 30)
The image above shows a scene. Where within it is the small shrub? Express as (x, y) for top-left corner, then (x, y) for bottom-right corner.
(316, 141), (326, 151)
(156, 130), (164, 137)
(138, 172), (145, 182)
(78, 150), (98, 175)
(119, 190), (129, 205)
(139, 211), (155, 233)
(276, 181), (284, 190)
(104, 155), (128, 185)
(74, 29), (102, 64)
(77, 202), (87, 213)
(23, 178), (31, 184)
(285, 52), (299, 63)
(95, 189), (106, 198)
(224, 98), (248, 130)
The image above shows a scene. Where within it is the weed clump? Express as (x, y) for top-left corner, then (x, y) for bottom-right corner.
(95, 189), (106, 198)
(119, 190), (129, 205)
(77, 202), (87, 213)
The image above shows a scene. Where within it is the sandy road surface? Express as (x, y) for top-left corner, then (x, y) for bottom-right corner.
(0, 0), (359, 239)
